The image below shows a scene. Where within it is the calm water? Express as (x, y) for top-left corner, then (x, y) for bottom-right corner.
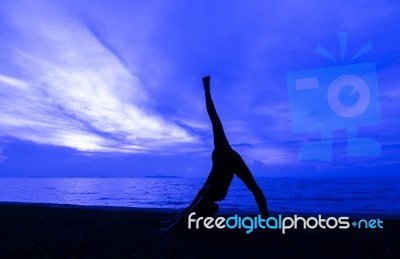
(0, 177), (399, 216)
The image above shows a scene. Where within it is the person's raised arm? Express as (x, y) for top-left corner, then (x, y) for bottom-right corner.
(161, 190), (210, 232)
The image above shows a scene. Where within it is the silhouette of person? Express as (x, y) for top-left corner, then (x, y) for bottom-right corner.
(162, 76), (269, 231)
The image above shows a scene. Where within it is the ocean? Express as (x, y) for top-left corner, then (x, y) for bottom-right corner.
(0, 177), (399, 216)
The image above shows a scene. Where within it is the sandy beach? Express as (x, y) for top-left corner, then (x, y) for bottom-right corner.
(0, 203), (398, 258)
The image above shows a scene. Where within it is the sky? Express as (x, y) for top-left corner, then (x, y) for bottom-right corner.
(0, 0), (399, 177)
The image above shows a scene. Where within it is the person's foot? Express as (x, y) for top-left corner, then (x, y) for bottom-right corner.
(202, 75), (210, 93)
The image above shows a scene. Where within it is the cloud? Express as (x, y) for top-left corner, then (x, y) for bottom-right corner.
(0, 147), (7, 162)
(0, 75), (29, 89)
(0, 1), (199, 153)
(236, 144), (297, 165)
(1, 0), (399, 172)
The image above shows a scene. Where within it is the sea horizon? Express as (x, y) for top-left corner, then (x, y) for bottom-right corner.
(1, 176), (399, 217)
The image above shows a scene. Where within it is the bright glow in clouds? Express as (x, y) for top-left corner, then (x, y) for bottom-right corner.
(0, 0), (399, 176)
(0, 2), (196, 153)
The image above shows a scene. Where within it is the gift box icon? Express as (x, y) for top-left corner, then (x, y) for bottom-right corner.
(286, 33), (382, 161)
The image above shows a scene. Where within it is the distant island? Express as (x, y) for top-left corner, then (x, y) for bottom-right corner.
(143, 175), (182, 178)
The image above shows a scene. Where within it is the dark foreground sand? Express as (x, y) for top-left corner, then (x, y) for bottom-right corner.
(0, 203), (398, 258)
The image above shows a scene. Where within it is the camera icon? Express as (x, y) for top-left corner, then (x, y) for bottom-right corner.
(286, 33), (382, 161)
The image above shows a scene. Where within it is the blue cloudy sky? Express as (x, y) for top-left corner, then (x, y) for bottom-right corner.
(0, 0), (399, 177)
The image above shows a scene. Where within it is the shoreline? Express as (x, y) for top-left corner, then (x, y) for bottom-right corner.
(1, 201), (399, 219)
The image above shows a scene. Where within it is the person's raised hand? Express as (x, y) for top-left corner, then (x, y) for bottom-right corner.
(202, 75), (210, 93)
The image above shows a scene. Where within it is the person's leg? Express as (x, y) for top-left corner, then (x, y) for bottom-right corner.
(232, 151), (269, 218)
(205, 93), (230, 149)
(203, 76), (230, 150)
